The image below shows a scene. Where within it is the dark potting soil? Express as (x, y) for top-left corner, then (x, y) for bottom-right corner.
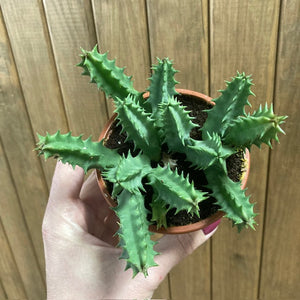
(103, 93), (245, 227)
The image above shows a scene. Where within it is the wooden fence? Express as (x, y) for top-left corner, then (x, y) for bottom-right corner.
(0, 1), (299, 299)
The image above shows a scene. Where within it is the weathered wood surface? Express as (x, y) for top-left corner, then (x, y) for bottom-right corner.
(0, 140), (45, 299)
(0, 1), (298, 299)
(147, 1), (211, 299)
(209, 1), (281, 299)
(92, 0), (151, 116)
(1, 0), (67, 187)
(43, 0), (108, 138)
(259, 0), (300, 299)
(0, 5), (47, 294)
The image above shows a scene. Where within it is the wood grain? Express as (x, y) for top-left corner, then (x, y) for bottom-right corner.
(43, 0), (108, 138)
(147, 0), (209, 93)
(0, 5), (48, 279)
(0, 139), (46, 298)
(0, 0), (68, 186)
(92, 0), (151, 116)
(209, 1), (281, 299)
(0, 280), (6, 300)
(146, 1), (210, 299)
(0, 218), (27, 300)
(152, 276), (170, 300)
(259, 1), (300, 299)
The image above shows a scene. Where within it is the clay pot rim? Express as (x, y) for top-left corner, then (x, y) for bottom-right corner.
(96, 89), (250, 234)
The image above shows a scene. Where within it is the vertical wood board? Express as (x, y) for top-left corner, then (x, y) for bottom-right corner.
(0, 139), (46, 298)
(0, 218), (27, 300)
(0, 280), (6, 300)
(43, 0), (108, 138)
(209, 1), (280, 299)
(259, 0), (300, 299)
(147, 0), (209, 93)
(146, 1), (210, 299)
(152, 277), (170, 300)
(0, 5), (48, 275)
(0, 0), (68, 186)
(92, 0), (151, 116)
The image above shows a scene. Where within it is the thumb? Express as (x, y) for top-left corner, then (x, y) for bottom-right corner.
(49, 161), (85, 201)
(154, 221), (220, 273)
(43, 161), (86, 240)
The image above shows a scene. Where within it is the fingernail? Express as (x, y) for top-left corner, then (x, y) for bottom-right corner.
(203, 219), (221, 235)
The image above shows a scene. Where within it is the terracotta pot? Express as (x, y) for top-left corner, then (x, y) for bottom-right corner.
(97, 89), (250, 234)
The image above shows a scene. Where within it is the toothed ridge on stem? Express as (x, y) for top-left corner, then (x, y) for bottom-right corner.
(102, 151), (152, 193)
(147, 165), (208, 216)
(202, 72), (253, 139)
(114, 95), (161, 161)
(114, 189), (158, 278)
(146, 58), (179, 116)
(185, 133), (236, 171)
(36, 131), (120, 172)
(223, 103), (287, 149)
(205, 163), (258, 231)
(159, 96), (197, 153)
(77, 45), (139, 101)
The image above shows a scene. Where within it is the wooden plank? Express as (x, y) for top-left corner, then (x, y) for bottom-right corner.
(209, 1), (281, 299)
(0, 139), (46, 298)
(0, 218), (27, 300)
(0, 280), (7, 300)
(169, 245), (211, 300)
(43, 0), (108, 138)
(92, 0), (151, 116)
(147, 0), (209, 93)
(152, 277), (169, 299)
(259, 1), (300, 299)
(0, 7), (48, 278)
(146, 1), (210, 299)
(0, 0), (68, 186)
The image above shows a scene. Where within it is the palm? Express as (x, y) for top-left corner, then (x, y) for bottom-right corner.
(43, 162), (217, 299)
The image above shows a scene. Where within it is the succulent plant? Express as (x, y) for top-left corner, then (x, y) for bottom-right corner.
(36, 46), (287, 277)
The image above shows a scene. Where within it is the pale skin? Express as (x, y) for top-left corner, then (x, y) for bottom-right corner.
(43, 161), (219, 299)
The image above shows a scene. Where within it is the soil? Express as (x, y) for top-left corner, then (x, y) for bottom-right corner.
(103, 93), (245, 227)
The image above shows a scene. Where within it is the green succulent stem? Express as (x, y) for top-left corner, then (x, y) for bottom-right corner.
(36, 131), (120, 172)
(205, 162), (257, 231)
(159, 96), (196, 153)
(114, 189), (158, 278)
(147, 58), (179, 116)
(77, 46), (139, 101)
(102, 151), (152, 194)
(114, 95), (161, 161)
(202, 72), (253, 139)
(185, 133), (236, 171)
(223, 104), (287, 149)
(147, 166), (207, 216)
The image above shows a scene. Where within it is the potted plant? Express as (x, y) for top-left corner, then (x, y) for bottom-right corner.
(36, 46), (287, 277)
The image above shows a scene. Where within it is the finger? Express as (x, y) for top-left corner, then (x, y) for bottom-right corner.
(80, 171), (111, 218)
(49, 161), (85, 201)
(154, 226), (218, 274)
(80, 172), (120, 244)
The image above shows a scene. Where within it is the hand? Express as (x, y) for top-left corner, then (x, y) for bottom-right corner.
(42, 161), (219, 300)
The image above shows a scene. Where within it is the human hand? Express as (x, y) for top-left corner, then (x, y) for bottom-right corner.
(42, 161), (219, 299)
